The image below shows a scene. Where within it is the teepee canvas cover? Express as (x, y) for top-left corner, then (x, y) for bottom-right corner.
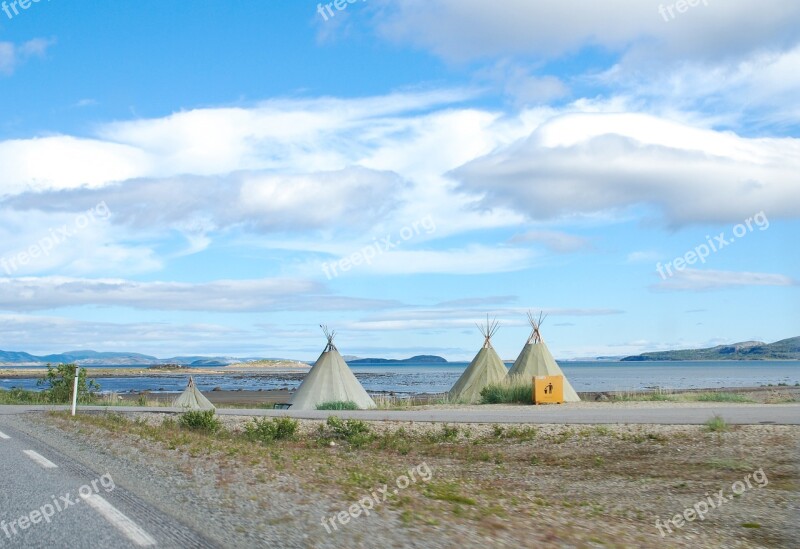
(173, 376), (216, 410)
(448, 317), (509, 402)
(289, 326), (376, 410)
(508, 312), (580, 402)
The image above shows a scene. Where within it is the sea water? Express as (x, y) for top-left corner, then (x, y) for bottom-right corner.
(2, 360), (799, 395)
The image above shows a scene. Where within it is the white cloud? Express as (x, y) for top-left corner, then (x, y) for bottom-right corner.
(316, 245), (537, 277)
(0, 313), (269, 356)
(374, 0), (800, 63)
(453, 112), (800, 227)
(627, 251), (662, 263)
(603, 44), (800, 130)
(6, 166), (405, 234)
(0, 277), (399, 312)
(651, 268), (796, 291)
(0, 38), (53, 76)
(509, 230), (591, 253)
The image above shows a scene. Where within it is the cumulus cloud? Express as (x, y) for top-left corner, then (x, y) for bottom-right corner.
(453, 112), (800, 227)
(0, 277), (399, 312)
(651, 269), (796, 291)
(0, 89), (475, 196)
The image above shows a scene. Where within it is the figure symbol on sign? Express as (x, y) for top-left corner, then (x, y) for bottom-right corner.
(544, 383), (553, 394)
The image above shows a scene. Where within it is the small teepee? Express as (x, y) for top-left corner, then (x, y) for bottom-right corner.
(507, 312), (580, 402)
(448, 316), (509, 402)
(173, 376), (216, 410)
(288, 326), (376, 410)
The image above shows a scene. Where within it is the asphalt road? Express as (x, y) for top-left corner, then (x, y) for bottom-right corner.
(2, 402), (799, 424)
(0, 416), (217, 549)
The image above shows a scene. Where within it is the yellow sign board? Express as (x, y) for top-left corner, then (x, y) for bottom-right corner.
(533, 375), (564, 405)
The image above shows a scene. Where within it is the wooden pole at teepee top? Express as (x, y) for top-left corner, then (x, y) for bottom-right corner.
(321, 324), (337, 352)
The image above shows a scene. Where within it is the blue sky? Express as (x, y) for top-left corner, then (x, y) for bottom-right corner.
(0, 0), (798, 361)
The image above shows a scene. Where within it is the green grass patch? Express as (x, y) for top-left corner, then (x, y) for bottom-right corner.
(424, 481), (476, 505)
(611, 392), (674, 402)
(693, 392), (753, 403)
(0, 388), (49, 404)
(490, 425), (538, 441)
(316, 401), (360, 410)
(480, 378), (532, 404)
(425, 424), (460, 443)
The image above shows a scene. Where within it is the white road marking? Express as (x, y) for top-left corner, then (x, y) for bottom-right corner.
(0, 431), (10, 439)
(22, 449), (58, 468)
(81, 494), (157, 547)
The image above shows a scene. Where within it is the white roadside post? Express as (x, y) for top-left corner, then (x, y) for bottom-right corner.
(71, 367), (80, 416)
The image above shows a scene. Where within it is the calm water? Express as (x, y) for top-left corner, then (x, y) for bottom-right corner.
(3, 360), (799, 395)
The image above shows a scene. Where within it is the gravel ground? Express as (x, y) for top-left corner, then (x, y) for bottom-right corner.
(4, 411), (798, 548)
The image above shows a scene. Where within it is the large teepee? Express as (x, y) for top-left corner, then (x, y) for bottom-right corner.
(173, 376), (216, 410)
(507, 312), (580, 402)
(289, 326), (376, 410)
(448, 317), (509, 403)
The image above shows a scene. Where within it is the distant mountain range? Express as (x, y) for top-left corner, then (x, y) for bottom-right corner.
(344, 355), (448, 364)
(0, 349), (264, 367)
(622, 336), (800, 361)
(0, 349), (451, 367)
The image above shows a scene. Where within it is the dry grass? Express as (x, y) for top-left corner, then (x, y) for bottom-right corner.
(50, 411), (799, 548)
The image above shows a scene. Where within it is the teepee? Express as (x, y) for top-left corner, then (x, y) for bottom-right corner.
(288, 326), (376, 410)
(173, 376), (216, 410)
(507, 312), (580, 402)
(448, 317), (509, 403)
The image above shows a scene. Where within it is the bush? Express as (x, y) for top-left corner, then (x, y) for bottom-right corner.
(480, 378), (533, 404)
(243, 417), (299, 444)
(704, 415), (729, 433)
(324, 416), (373, 448)
(178, 410), (221, 433)
(36, 363), (100, 404)
(316, 401), (360, 410)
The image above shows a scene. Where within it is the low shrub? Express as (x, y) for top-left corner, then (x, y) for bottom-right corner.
(243, 417), (299, 444)
(324, 416), (373, 448)
(178, 410), (221, 433)
(704, 415), (729, 433)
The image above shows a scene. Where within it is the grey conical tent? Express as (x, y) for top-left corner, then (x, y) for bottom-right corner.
(173, 376), (216, 410)
(448, 317), (509, 403)
(507, 312), (580, 402)
(288, 326), (376, 410)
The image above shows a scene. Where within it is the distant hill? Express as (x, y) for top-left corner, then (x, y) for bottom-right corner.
(622, 336), (800, 361)
(348, 355), (448, 364)
(0, 349), (266, 367)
